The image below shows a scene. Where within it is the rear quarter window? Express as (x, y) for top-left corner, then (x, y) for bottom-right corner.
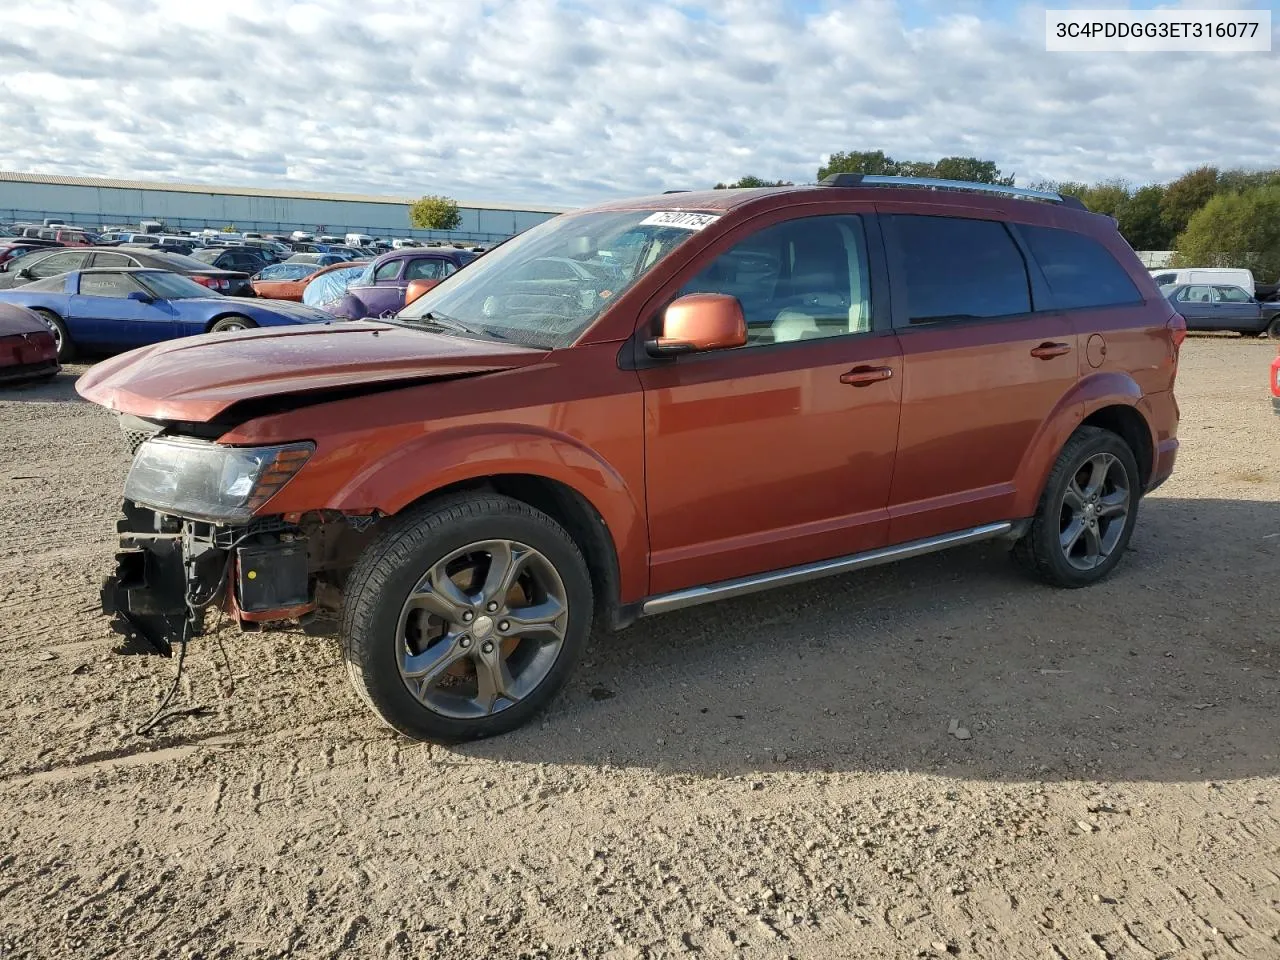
(1021, 225), (1142, 310)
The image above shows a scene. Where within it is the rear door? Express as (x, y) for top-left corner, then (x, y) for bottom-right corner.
(21, 250), (92, 284)
(880, 211), (1078, 542)
(1174, 285), (1217, 327)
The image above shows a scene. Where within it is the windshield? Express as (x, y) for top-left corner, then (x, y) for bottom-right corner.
(396, 210), (711, 347)
(138, 271), (222, 299)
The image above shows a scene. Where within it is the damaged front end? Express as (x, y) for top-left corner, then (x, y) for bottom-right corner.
(104, 505), (315, 656)
(102, 416), (366, 656)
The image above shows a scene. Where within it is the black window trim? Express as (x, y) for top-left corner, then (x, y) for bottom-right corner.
(882, 212), (1037, 332)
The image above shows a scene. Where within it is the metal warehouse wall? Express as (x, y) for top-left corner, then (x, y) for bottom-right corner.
(0, 179), (561, 242)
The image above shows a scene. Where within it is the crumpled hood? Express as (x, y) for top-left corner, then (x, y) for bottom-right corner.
(76, 320), (547, 422)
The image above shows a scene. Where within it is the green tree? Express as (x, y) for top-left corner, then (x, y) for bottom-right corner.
(818, 150), (899, 180)
(1077, 180), (1130, 219)
(221, 223), (238, 233)
(930, 157), (1014, 185)
(1216, 168), (1280, 194)
(713, 175), (794, 189)
(1160, 166), (1217, 238)
(1172, 186), (1280, 280)
(819, 150), (1012, 184)
(409, 195), (462, 230)
(1118, 185), (1172, 250)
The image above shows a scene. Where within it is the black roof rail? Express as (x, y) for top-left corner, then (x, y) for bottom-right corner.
(662, 189), (691, 194)
(818, 173), (1087, 210)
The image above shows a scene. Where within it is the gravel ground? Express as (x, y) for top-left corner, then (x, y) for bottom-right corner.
(1, 337), (1278, 959)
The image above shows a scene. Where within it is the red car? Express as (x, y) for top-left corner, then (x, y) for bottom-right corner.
(1271, 350), (1280, 416)
(80, 176), (1181, 742)
(0, 303), (59, 383)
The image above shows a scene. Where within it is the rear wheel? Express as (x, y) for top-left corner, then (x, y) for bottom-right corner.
(32, 309), (73, 362)
(1013, 426), (1140, 588)
(341, 494), (593, 742)
(209, 315), (257, 333)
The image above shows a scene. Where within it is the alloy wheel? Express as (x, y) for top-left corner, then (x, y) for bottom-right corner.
(395, 539), (569, 719)
(1058, 452), (1130, 570)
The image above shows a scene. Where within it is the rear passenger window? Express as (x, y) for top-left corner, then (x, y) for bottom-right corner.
(887, 215), (1030, 325)
(1020, 225), (1142, 310)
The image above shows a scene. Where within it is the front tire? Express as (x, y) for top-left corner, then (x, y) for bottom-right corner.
(1013, 425), (1140, 588)
(341, 494), (593, 742)
(1267, 317), (1280, 340)
(32, 309), (73, 362)
(209, 315), (257, 333)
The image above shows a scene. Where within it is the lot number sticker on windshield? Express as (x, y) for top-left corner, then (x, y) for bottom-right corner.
(640, 211), (721, 231)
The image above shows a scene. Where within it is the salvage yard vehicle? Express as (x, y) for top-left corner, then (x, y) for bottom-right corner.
(0, 302), (59, 383)
(249, 261), (322, 300)
(79, 176), (1183, 742)
(325, 247), (477, 319)
(0, 246), (254, 297)
(1164, 282), (1280, 338)
(1, 268), (333, 360)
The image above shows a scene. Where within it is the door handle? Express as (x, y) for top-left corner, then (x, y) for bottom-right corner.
(839, 365), (894, 386)
(1030, 341), (1072, 359)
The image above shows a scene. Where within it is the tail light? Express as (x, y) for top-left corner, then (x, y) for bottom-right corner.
(217, 279), (230, 290)
(1167, 310), (1187, 350)
(192, 275), (216, 289)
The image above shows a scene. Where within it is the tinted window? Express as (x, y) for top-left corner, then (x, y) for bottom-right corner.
(373, 260), (402, 282)
(1151, 273), (1177, 286)
(28, 252), (90, 278)
(1214, 285), (1251, 303)
(680, 214), (872, 345)
(1020, 224), (1141, 310)
(404, 258), (447, 281)
(78, 272), (143, 298)
(888, 215), (1029, 324)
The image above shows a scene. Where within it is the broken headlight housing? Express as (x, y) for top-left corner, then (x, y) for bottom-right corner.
(124, 437), (314, 524)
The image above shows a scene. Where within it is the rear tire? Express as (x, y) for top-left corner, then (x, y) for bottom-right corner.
(341, 493), (593, 742)
(32, 309), (73, 362)
(1013, 425), (1141, 588)
(209, 315), (257, 333)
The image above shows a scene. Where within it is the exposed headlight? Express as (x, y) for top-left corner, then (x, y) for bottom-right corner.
(124, 437), (314, 523)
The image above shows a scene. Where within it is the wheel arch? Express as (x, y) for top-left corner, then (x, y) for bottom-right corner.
(204, 311), (256, 332)
(1012, 371), (1155, 516)
(405, 473), (630, 630)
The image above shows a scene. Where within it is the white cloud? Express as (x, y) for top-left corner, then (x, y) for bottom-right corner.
(0, 0), (1275, 207)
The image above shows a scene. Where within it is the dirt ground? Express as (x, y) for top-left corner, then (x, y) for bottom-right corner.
(1, 337), (1277, 960)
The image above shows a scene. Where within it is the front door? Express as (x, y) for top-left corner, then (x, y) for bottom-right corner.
(70, 271), (175, 348)
(880, 212), (1080, 542)
(1211, 285), (1263, 332)
(638, 213), (902, 595)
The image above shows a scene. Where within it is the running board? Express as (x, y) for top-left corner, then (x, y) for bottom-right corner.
(641, 521), (1018, 617)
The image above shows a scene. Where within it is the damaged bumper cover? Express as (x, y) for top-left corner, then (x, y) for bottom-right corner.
(103, 501), (315, 656)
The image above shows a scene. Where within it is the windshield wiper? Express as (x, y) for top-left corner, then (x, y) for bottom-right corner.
(415, 311), (506, 340)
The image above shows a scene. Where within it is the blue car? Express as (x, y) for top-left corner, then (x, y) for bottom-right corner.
(0, 267), (335, 361)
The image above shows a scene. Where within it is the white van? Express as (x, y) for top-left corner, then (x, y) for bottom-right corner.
(291, 231), (316, 242)
(391, 238), (422, 249)
(345, 233), (374, 247)
(1150, 267), (1254, 297)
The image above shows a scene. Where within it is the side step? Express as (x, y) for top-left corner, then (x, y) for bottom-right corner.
(641, 521), (1021, 617)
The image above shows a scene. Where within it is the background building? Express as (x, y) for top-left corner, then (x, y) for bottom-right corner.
(0, 171), (567, 243)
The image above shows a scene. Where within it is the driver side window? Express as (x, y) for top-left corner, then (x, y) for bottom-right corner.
(678, 215), (871, 346)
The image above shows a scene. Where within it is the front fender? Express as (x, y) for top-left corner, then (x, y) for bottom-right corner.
(1010, 371), (1145, 517)
(273, 423), (648, 601)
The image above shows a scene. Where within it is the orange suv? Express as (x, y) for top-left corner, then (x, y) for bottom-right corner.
(78, 176), (1183, 742)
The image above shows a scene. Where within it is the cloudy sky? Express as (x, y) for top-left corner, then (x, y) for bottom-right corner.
(0, 0), (1276, 207)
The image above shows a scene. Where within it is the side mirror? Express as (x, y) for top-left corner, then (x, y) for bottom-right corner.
(404, 277), (442, 305)
(646, 293), (747, 357)
(16, 267), (33, 280)
(127, 290), (154, 303)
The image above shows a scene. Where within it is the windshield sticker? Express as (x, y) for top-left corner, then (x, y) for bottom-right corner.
(639, 211), (721, 231)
